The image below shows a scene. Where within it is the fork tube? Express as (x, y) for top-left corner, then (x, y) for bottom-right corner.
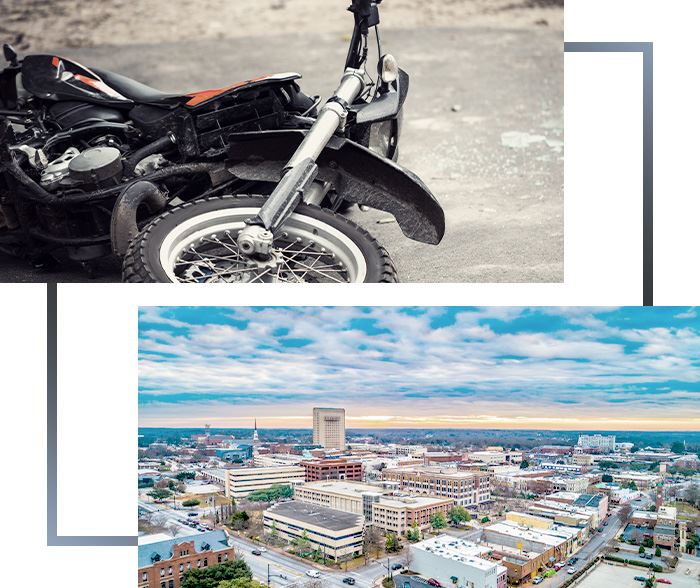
(284, 68), (365, 171)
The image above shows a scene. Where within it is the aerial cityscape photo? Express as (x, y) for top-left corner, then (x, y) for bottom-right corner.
(138, 307), (700, 588)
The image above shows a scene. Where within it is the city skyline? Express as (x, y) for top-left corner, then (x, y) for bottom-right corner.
(138, 307), (700, 431)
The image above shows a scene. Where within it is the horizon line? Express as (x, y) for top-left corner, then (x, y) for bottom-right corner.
(137, 425), (700, 433)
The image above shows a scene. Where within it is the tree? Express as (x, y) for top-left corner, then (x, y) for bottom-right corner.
(182, 498), (201, 508)
(176, 471), (197, 481)
(639, 546), (645, 555)
(230, 511), (250, 530)
(671, 441), (685, 454)
(448, 506), (470, 525)
(363, 527), (383, 563)
(520, 460), (529, 469)
(246, 484), (293, 503)
(180, 559), (255, 588)
(292, 529), (312, 557)
(684, 484), (700, 507)
(386, 532), (402, 553)
(655, 547), (661, 557)
(431, 512), (447, 530)
(406, 520), (421, 543)
(148, 488), (172, 502)
(218, 580), (265, 588)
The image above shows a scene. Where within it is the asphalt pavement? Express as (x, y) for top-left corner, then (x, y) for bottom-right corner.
(138, 499), (396, 587)
(1, 25), (563, 283)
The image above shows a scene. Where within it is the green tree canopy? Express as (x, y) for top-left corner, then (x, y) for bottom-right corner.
(148, 488), (172, 502)
(245, 484), (293, 503)
(385, 532), (402, 553)
(448, 506), (471, 525)
(431, 512), (447, 530)
(176, 471), (197, 481)
(230, 511), (250, 530)
(181, 559), (254, 588)
(183, 499), (201, 508)
(671, 441), (686, 454)
(406, 520), (421, 543)
(217, 580), (265, 588)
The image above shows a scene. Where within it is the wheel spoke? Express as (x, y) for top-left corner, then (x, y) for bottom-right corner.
(167, 212), (361, 283)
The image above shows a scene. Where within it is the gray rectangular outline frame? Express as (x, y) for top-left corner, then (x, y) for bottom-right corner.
(46, 41), (654, 547)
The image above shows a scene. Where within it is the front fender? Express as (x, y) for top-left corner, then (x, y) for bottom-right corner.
(226, 130), (445, 245)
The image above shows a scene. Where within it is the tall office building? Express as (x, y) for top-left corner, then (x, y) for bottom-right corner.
(312, 407), (346, 450)
(577, 434), (616, 452)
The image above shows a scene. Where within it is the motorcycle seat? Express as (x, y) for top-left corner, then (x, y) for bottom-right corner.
(91, 67), (181, 104)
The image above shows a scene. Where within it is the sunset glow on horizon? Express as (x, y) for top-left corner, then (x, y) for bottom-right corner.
(139, 307), (700, 432)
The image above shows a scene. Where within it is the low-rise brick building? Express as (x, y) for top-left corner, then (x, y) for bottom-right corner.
(300, 457), (363, 482)
(138, 530), (235, 588)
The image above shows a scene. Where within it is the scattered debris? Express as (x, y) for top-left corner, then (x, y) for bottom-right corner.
(451, 104), (463, 112)
(377, 217), (396, 225)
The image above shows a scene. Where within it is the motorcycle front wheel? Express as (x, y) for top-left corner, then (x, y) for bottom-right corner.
(122, 195), (397, 283)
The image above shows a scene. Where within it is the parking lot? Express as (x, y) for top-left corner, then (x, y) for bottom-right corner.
(577, 559), (700, 588)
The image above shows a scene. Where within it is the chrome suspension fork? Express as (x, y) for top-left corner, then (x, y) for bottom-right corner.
(236, 68), (365, 256)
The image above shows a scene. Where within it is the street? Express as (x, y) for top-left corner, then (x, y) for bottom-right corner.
(139, 499), (398, 587)
(545, 493), (654, 588)
(1, 25), (562, 283)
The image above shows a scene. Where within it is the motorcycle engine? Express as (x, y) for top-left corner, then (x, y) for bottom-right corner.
(40, 145), (124, 191)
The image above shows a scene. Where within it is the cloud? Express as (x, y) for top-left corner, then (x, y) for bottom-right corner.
(138, 307), (700, 429)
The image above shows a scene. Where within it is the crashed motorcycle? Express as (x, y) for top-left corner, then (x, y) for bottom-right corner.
(0, 0), (444, 283)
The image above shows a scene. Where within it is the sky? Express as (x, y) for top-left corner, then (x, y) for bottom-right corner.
(138, 307), (700, 431)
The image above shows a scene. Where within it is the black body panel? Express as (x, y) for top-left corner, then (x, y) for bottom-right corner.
(226, 130), (445, 245)
(49, 101), (126, 129)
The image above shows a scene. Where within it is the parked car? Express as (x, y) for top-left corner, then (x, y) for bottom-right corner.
(427, 580), (442, 587)
(306, 570), (321, 579)
(634, 576), (647, 582)
(251, 549), (262, 556)
(343, 578), (356, 585)
(657, 579), (672, 585)
(187, 512), (198, 517)
(568, 557), (579, 565)
(259, 547), (268, 553)
(567, 568), (576, 575)
(391, 563), (403, 570)
(533, 577), (543, 585)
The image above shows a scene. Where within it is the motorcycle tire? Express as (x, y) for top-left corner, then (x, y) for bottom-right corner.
(122, 195), (398, 283)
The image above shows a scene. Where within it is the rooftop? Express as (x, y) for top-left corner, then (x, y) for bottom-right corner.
(266, 500), (363, 531)
(138, 530), (229, 569)
(486, 520), (578, 547)
(574, 493), (605, 508)
(298, 480), (450, 508)
(411, 535), (501, 572)
(300, 480), (380, 495)
(385, 466), (486, 479)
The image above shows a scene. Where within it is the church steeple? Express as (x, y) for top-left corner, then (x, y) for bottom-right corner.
(253, 418), (259, 443)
